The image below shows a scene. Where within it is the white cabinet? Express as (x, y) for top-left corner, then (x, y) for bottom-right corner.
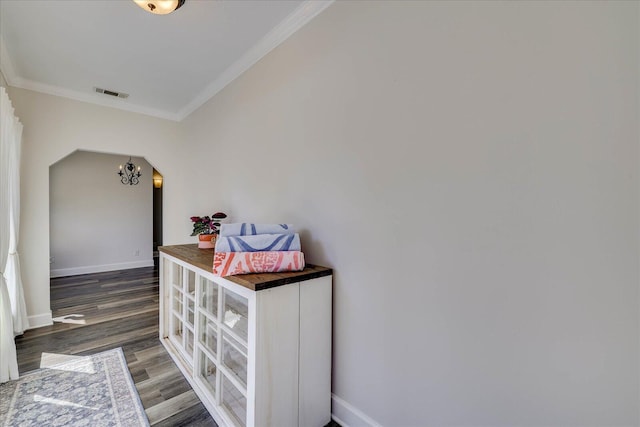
(159, 245), (332, 427)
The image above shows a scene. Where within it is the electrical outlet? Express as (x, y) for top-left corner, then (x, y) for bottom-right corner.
(134, 249), (140, 257)
(49, 256), (54, 264)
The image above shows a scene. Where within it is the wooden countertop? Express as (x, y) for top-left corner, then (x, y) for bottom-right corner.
(159, 244), (332, 291)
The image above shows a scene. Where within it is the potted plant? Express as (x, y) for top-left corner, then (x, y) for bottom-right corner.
(191, 212), (227, 249)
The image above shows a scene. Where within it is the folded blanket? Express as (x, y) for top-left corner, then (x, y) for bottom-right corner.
(213, 251), (305, 277)
(219, 223), (295, 237)
(215, 233), (301, 253)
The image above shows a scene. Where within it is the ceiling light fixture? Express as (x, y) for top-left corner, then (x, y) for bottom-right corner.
(133, 0), (185, 15)
(118, 157), (142, 185)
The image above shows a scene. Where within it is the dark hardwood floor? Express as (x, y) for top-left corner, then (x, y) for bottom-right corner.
(14, 266), (217, 427)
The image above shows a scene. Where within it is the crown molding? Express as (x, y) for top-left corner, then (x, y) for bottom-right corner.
(0, 34), (18, 86)
(0, 0), (334, 122)
(7, 76), (181, 121)
(176, 0), (334, 120)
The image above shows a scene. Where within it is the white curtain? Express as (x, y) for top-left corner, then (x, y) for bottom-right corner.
(0, 87), (20, 383)
(5, 91), (28, 335)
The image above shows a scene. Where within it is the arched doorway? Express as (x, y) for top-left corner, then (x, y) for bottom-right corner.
(49, 150), (163, 277)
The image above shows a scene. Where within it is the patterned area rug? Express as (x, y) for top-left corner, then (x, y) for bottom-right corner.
(0, 347), (149, 427)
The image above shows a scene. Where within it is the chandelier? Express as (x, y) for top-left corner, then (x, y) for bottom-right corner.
(118, 157), (142, 185)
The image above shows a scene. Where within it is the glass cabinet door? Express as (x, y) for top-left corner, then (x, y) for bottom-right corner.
(168, 261), (184, 349)
(182, 273), (196, 360)
(164, 256), (256, 427)
(195, 276), (250, 427)
(166, 259), (195, 364)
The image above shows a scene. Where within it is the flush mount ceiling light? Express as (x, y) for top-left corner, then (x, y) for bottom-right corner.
(133, 0), (185, 15)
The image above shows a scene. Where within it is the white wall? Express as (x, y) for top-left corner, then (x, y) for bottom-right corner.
(182, 1), (639, 425)
(49, 150), (153, 277)
(6, 87), (187, 328)
(0, 70), (7, 88)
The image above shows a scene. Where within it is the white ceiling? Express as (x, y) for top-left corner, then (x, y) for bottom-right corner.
(0, 0), (332, 121)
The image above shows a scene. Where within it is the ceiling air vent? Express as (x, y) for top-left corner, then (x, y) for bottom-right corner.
(94, 87), (129, 99)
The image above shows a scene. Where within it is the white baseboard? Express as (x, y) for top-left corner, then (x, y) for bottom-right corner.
(332, 393), (383, 427)
(26, 311), (53, 330)
(50, 260), (154, 278)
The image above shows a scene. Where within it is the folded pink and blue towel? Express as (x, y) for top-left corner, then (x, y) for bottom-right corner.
(213, 251), (305, 277)
(213, 223), (306, 277)
(219, 223), (295, 237)
(214, 233), (301, 253)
